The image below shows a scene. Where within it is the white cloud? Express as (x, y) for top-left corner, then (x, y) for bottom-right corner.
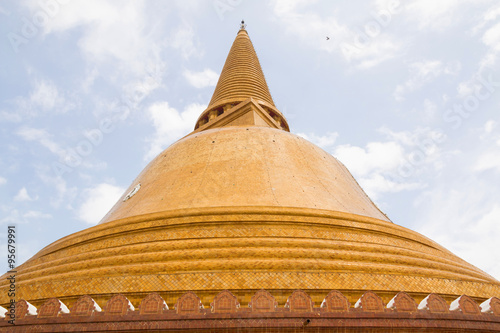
(24, 0), (169, 80)
(480, 22), (500, 68)
(17, 127), (67, 160)
(17, 0), (169, 129)
(272, 0), (401, 69)
(297, 132), (338, 148)
(29, 79), (64, 110)
(413, 120), (500, 279)
(0, 210), (20, 225)
(170, 25), (200, 60)
(77, 183), (125, 224)
(471, 3), (500, 34)
(121, 61), (165, 106)
(183, 69), (219, 88)
(474, 151), (500, 173)
(402, 0), (469, 31)
(482, 22), (500, 53)
(359, 173), (423, 200)
(473, 120), (500, 172)
(484, 120), (497, 134)
(0, 209), (51, 224)
(422, 99), (438, 121)
(341, 36), (401, 70)
(456, 80), (476, 98)
(81, 67), (99, 93)
(23, 211), (52, 219)
(416, 186), (500, 280)
(37, 171), (77, 209)
(273, 0), (311, 17)
(335, 141), (403, 176)
(394, 60), (460, 101)
(469, 3), (500, 69)
(379, 126), (446, 149)
(35, 1), (139, 58)
(333, 127), (446, 200)
(16, 127), (107, 172)
(472, 205), (500, 277)
(145, 102), (205, 161)
(0, 177), (6, 186)
(14, 187), (37, 202)
(2, 79), (73, 122)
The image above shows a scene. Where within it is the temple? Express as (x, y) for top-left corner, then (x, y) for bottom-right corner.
(1, 23), (500, 332)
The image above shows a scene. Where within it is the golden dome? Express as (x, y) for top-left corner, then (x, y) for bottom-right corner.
(1, 26), (499, 310)
(100, 126), (389, 223)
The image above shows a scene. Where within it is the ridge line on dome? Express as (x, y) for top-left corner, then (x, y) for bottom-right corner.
(12, 259), (494, 287)
(16, 232), (491, 283)
(30, 206), (403, 256)
(18, 235), (487, 280)
(31, 207), (449, 261)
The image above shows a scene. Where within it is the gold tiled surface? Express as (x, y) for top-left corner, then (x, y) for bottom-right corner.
(1, 208), (499, 308)
(4, 217), (492, 284)
(6, 271), (500, 308)
(201, 29), (277, 116)
(194, 26), (289, 132)
(34, 208), (411, 260)
(99, 127), (391, 224)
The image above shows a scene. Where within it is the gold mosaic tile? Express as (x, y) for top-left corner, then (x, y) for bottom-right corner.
(4, 271), (500, 308)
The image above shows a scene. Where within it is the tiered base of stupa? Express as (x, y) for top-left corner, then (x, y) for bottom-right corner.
(2, 207), (500, 308)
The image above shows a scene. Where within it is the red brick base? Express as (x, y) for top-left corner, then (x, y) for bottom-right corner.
(2, 290), (500, 332)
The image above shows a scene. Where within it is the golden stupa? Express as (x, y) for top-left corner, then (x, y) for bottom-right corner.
(1, 23), (499, 315)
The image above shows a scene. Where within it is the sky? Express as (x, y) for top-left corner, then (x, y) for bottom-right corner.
(1, 0), (500, 281)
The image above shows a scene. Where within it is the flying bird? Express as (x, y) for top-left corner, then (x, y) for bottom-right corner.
(326, 36), (330, 40)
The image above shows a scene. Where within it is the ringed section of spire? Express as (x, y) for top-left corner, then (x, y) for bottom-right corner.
(194, 28), (289, 132)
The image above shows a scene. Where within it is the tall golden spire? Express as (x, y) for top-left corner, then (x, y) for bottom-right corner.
(194, 22), (289, 132)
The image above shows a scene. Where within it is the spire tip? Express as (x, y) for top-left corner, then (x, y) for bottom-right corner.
(240, 20), (246, 30)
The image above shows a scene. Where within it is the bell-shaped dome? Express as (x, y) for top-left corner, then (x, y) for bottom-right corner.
(100, 126), (389, 224)
(1, 25), (499, 311)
